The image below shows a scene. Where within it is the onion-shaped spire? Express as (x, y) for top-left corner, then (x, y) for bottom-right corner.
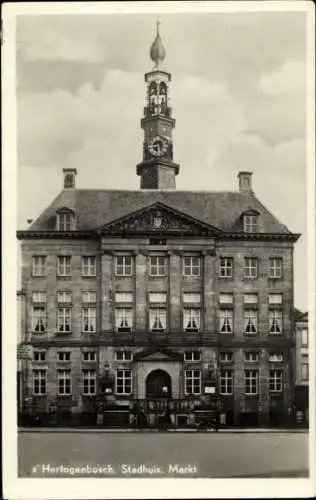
(150, 20), (166, 68)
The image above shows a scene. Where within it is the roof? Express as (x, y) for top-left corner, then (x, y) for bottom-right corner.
(294, 308), (308, 322)
(27, 188), (293, 235)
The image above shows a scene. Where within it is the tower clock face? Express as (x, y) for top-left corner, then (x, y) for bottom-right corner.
(148, 136), (168, 157)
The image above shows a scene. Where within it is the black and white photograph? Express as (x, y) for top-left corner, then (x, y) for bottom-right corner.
(2, 1), (315, 498)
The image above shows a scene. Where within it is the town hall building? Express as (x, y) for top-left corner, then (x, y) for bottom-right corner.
(17, 25), (300, 428)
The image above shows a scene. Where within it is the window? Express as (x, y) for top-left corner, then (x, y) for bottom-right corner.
(184, 351), (201, 362)
(115, 292), (133, 303)
(220, 257), (233, 278)
(301, 329), (308, 346)
(268, 293), (283, 305)
(57, 351), (71, 362)
(82, 370), (96, 395)
(184, 370), (201, 395)
(149, 308), (167, 331)
(57, 256), (71, 277)
(32, 291), (47, 303)
(244, 293), (258, 304)
(269, 258), (283, 279)
(220, 370), (233, 395)
(220, 352), (233, 363)
(269, 310), (283, 334)
(32, 306), (46, 333)
(33, 351), (46, 362)
(82, 307), (96, 333)
(57, 369), (71, 395)
(82, 351), (97, 362)
(82, 256), (96, 277)
(245, 370), (258, 395)
(32, 369), (46, 395)
(301, 363), (309, 381)
(115, 351), (133, 362)
(183, 293), (201, 304)
(183, 309), (200, 332)
(115, 308), (133, 332)
(219, 309), (233, 334)
(269, 353), (284, 363)
(149, 292), (167, 303)
(243, 214), (258, 233)
(57, 291), (72, 303)
(32, 256), (46, 276)
(115, 255), (132, 276)
(56, 212), (74, 231)
(244, 258), (258, 278)
(244, 352), (259, 363)
(269, 369), (283, 392)
(115, 369), (132, 394)
(150, 256), (166, 276)
(183, 256), (200, 276)
(244, 310), (258, 334)
(57, 307), (71, 333)
(82, 291), (97, 303)
(219, 293), (233, 304)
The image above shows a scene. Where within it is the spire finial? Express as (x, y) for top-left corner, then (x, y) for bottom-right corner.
(150, 17), (166, 69)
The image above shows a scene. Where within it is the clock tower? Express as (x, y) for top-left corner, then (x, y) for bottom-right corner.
(136, 22), (180, 189)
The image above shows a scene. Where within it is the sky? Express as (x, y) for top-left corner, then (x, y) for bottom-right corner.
(16, 9), (308, 310)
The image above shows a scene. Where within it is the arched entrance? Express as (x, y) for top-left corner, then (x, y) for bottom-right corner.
(145, 369), (172, 398)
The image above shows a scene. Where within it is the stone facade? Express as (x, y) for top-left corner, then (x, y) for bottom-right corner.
(18, 229), (296, 425)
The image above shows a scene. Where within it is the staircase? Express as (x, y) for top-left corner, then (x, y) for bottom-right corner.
(103, 410), (130, 428)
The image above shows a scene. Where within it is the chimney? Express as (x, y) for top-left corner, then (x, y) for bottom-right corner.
(63, 168), (77, 189)
(238, 171), (253, 193)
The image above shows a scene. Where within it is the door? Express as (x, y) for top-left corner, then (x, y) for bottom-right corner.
(145, 369), (172, 398)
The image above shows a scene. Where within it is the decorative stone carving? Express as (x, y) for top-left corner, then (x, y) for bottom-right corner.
(99, 203), (218, 237)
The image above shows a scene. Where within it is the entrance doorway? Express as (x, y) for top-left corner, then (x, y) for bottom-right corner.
(145, 369), (172, 398)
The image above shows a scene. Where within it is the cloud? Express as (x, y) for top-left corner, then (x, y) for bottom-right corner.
(259, 60), (306, 96)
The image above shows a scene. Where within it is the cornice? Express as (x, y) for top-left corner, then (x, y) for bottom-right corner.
(221, 232), (300, 242)
(17, 230), (98, 240)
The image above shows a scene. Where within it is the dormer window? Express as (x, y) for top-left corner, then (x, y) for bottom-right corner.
(243, 212), (259, 233)
(56, 209), (75, 231)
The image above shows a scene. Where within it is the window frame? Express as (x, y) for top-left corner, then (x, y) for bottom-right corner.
(183, 308), (201, 332)
(220, 370), (233, 395)
(184, 351), (201, 362)
(82, 256), (96, 277)
(149, 308), (167, 332)
(301, 363), (309, 381)
(81, 307), (96, 333)
(82, 351), (97, 362)
(115, 307), (133, 332)
(219, 257), (233, 278)
(57, 351), (71, 362)
(243, 214), (258, 233)
(32, 369), (47, 395)
(243, 309), (258, 335)
(269, 309), (283, 335)
(82, 369), (96, 396)
(82, 291), (97, 304)
(245, 369), (259, 395)
(115, 350), (133, 362)
(115, 255), (133, 277)
(219, 352), (234, 363)
(32, 305), (47, 333)
(56, 212), (74, 231)
(244, 257), (258, 279)
(57, 256), (71, 277)
(268, 257), (283, 279)
(115, 369), (132, 395)
(183, 256), (201, 277)
(269, 369), (283, 392)
(32, 256), (46, 277)
(149, 255), (167, 276)
(33, 350), (47, 363)
(219, 308), (234, 334)
(57, 307), (72, 333)
(184, 369), (201, 395)
(244, 351), (260, 363)
(57, 369), (72, 396)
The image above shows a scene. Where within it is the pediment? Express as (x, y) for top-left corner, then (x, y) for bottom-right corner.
(134, 347), (183, 361)
(97, 202), (221, 237)
(56, 206), (75, 214)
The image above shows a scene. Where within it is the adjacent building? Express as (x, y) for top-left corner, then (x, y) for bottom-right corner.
(17, 26), (300, 427)
(294, 309), (309, 424)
